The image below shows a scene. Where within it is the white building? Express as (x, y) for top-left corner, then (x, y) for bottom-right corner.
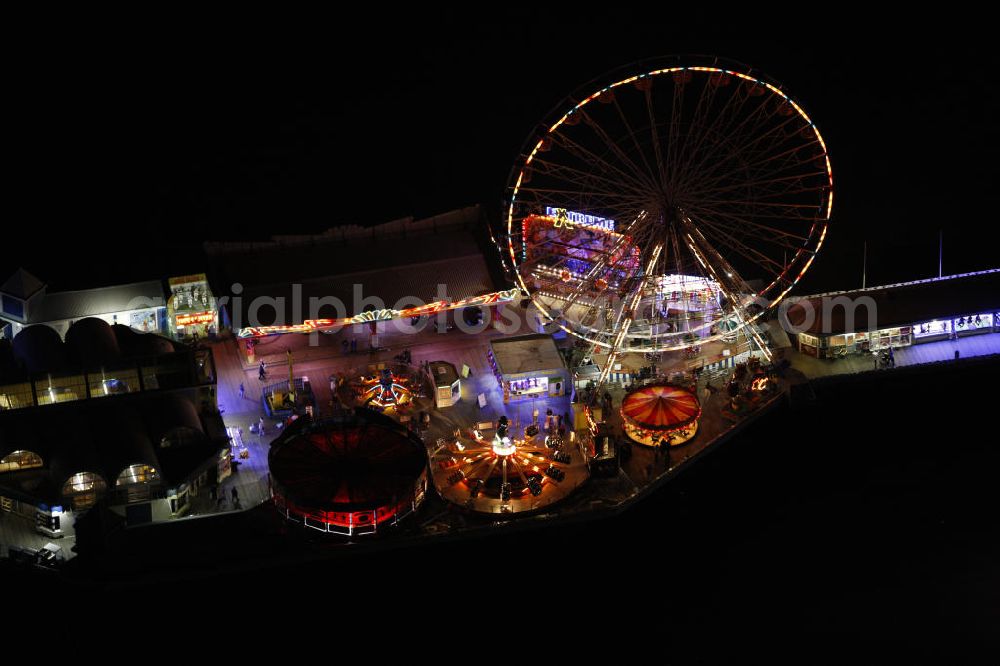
(0, 268), (166, 341)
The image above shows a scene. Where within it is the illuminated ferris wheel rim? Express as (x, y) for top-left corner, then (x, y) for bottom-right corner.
(504, 56), (833, 352)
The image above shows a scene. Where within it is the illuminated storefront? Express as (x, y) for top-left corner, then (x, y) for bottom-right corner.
(788, 270), (1000, 358)
(488, 334), (568, 402)
(428, 360), (461, 408)
(167, 274), (218, 340)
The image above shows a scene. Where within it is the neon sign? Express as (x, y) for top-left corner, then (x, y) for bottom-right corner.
(544, 207), (615, 231)
(237, 289), (521, 338)
(176, 311), (216, 326)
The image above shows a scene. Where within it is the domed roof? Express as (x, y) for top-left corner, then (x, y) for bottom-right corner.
(0, 339), (22, 383)
(112, 324), (174, 357)
(12, 324), (67, 373)
(65, 317), (122, 368)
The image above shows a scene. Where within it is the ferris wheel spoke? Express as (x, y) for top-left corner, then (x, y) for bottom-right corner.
(692, 223), (790, 278)
(664, 75), (687, 192)
(688, 205), (812, 250)
(579, 107), (660, 192)
(518, 186), (652, 214)
(550, 130), (653, 197)
(699, 196), (826, 217)
(528, 155), (653, 200)
(679, 130), (818, 198)
(672, 79), (756, 192)
(612, 97), (660, 185)
(676, 90), (783, 191)
(684, 169), (828, 201)
(643, 87), (670, 191)
(698, 112), (811, 187)
(669, 76), (721, 192)
(518, 185), (650, 204)
(682, 144), (824, 202)
(684, 203), (811, 244)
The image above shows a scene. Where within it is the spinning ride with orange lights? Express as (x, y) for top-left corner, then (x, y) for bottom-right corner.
(430, 419), (586, 515)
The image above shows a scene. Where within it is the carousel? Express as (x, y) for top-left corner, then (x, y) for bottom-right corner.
(268, 411), (428, 536)
(620, 383), (701, 447)
(430, 415), (588, 515)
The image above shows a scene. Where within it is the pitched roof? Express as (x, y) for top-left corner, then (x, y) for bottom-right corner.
(0, 268), (46, 300)
(29, 280), (166, 323)
(785, 269), (1000, 335)
(233, 253), (497, 326)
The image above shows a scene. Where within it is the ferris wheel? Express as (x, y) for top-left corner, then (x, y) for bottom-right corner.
(505, 55), (833, 354)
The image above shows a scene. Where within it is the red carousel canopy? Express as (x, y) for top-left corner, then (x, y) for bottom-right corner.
(620, 383), (701, 432)
(269, 411), (426, 514)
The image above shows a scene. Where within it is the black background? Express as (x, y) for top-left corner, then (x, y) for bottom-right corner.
(7, 16), (999, 293)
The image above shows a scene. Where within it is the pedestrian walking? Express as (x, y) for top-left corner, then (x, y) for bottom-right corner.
(350, 338), (357, 353)
(258, 416), (265, 436)
(239, 382), (245, 400)
(231, 486), (240, 508)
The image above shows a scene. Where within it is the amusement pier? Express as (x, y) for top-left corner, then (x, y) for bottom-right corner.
(2, 57), (998, 578)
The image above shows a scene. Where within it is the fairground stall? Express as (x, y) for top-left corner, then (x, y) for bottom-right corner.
(487, 334), (569, 402)
(787, 269), (1000, 358)
(427, 360), (461, 408)
(268, 411), (428, 537)
(620, 383), (701, 447)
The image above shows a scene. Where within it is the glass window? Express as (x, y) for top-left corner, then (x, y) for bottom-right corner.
(63, 471), (107, 494)
(1, 296), (25, 319)
(0, 450), (44, 473)
(88, 367), (139, 398)
(0, 382), (35, 410)
(35, 374), (87, 406)
(116, 464), (160, 487)
(61, 471), (107, 510)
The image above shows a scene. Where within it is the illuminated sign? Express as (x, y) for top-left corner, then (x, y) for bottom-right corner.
(237, 289), (521, 338)
(176, 311), (216, 326)
(169, 273), (209, 287)
(913, 319), (951, 338)
(544, 207), (615, 231)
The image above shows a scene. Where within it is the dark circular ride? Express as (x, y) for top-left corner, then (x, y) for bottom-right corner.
(269, 410), (428, 536)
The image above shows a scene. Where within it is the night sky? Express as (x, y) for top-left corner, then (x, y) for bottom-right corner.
(8, 20), (999, 293)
